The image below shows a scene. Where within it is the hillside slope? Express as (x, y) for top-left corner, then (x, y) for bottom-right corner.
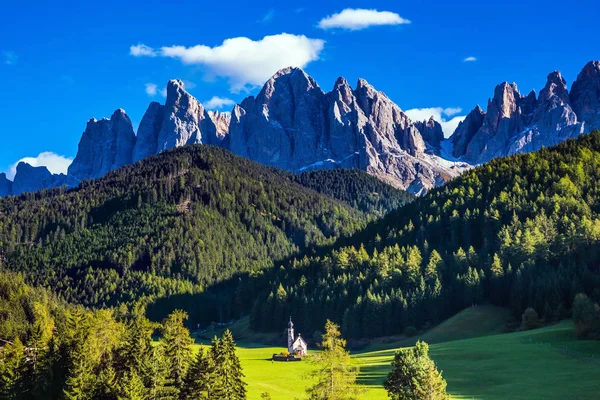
(0, 146), (408, 307)
(243, 130), (600, 337)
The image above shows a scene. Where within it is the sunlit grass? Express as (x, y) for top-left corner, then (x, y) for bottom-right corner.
(197, 307), (600, 399)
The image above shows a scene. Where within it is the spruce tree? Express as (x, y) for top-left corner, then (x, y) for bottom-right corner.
(119, 370), (147, 400)
(161, 310), (193, 393)
(0, 338), (26, 399)
(147, 344), (178, 400)
(180, 347), (216, 400)
(208, 331), (246, 400)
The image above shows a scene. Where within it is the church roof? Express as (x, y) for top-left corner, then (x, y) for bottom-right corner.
(293, 335), (307, 347)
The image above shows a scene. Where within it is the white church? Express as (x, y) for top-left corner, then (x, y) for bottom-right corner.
(287, 317), (308, 356)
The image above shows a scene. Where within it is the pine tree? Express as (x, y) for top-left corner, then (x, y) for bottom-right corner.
(384, 341), (449, 400)
(306, 320), (362, 400)
(147, 344), (178, 400)
(118, 370), (147, 400)
(180, 347), (216, 400)
(0, 338), (26, 399)
(161, 310), (193, 392)
(212, 330), (246, 400)
(119, 314), (154, 375)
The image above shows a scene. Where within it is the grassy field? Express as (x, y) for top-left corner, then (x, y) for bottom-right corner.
(196, 307), (600, 399)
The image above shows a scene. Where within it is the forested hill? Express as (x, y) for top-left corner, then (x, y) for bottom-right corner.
(246, 131), (600, 338)
(0, 145), (409, 308)
(292, 169), (414, 216)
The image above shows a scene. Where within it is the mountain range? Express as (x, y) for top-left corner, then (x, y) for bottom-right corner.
(2, 60), (599, 197)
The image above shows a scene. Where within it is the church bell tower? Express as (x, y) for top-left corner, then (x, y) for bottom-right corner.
(287, 317), (294, 352)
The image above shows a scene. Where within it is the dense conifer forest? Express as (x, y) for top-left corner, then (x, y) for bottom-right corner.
(0, 146), (408, 310)
(244, 131), (600, 337)
(3, 133), (600, 340)
(0, 270), (246, 399)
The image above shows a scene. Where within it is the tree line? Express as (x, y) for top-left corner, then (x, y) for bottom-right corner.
(0, 270), (247, 400)
(0, 146), (408, 311)
(226, 131), (600, 338)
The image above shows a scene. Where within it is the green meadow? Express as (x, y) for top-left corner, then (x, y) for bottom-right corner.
(198, 306), (600, 399)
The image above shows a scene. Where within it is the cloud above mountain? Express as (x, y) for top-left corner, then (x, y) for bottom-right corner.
(130, 34), (325, 93)
(319, 9), (410, 30)
(7, 152), (72, 180)
(404, 107), (466, 138)
(203, 96), (235, 109)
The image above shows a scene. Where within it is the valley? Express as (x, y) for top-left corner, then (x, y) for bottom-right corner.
(2, 3), (600, 399)
(209, 307), (600, 399)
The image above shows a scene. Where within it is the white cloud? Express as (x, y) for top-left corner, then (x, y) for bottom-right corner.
(130, 44), (157, 57)
(145, 83), (167, 97)
(463, 56), (477, 62)
(7, 152), (73, 180)
(3, 51), (17, 65)
(318, 8), (410, 30)
(145, 83), (158, 96)
(131, 34), (325, 92)
(439, 116), (466, 138)
(404, 107), (466, 138)
(203, 96), (236, 110)
(443, 107), (462, 117)
(259, 9), (275, 23)
(182, 80), (197, 89)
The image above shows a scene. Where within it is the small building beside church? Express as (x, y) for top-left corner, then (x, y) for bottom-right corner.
(287, 317), (308, 356)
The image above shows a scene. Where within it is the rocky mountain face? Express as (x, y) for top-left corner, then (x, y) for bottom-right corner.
(67, 109), (136, 183)
(0, 173), (12, 197)
(156, 79), (220, 151)
(451, 62), (600, 164)
(133, 101), (165, 163)
(228, 68), (464, 194)
(4, 60), (600, 197)
(570, 61), (600, 132)
(12, 163), (66, 196)
(414, 117), (444, 151)
(208, 111), (231, 140)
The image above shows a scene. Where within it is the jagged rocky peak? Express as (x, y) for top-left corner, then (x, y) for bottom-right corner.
(570, 60), (600, 131)
(208, 111), (231, 139)
(0, 172), (12, 197)
(492, 82), (521, 120)
(157, 79), (219, 151)
(133, 101), (165, 163)
(13, 162), (66, 195)
(68, 108), (136, 183)
(355, 77), (426, 157)
(539, 71), (569, 104)
(451, 105), (485, 158)
(229, 66), (330, 170)
(414, 116), (444, 150)
(226, 66), (461, 194)
(327, 76), (368, 164)
(450, 66), (589, 165)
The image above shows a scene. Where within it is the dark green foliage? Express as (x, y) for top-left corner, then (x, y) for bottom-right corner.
(292, 169), (413, 216)
(211, 330), (246, 400)
(0, 271), (247, 400)
(384, 341), (449, 400)
(248, 131), (600, 337)
(573, 293), (600, 339)
(0, 146), (379, 311)
(521, 308), (540, 331)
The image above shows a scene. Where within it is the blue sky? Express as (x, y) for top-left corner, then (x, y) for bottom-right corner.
(1, 0), (598, 177)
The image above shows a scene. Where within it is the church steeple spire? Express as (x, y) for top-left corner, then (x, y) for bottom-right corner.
(287, 316), (294, 352)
